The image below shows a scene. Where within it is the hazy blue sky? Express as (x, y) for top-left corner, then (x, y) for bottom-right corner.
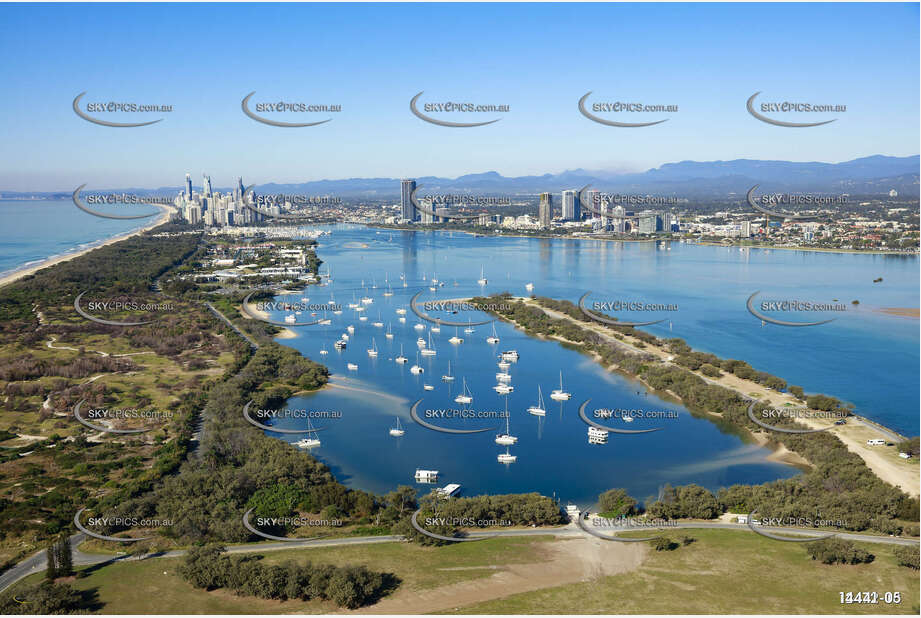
(0, 2), (918, 190)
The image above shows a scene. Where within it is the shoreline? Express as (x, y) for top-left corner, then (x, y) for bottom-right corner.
(0, 206), (173, 289)
(370, 225), (917, 255)
(691, 240), (919, 256)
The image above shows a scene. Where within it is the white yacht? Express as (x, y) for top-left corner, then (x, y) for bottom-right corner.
(430, 325), (441, 333)
(486, 323), (500, 344)
(496, 372), (512, 382)
(398, 317), (406, 323)
(454, 378), (473, 404)
(319, 344), (328, 355)
(550, 371), (571, 401)
(347, 362), (358, 371)
(367, 338), (378, 357)
(396, 308), (407, 315)
(296, 419), (322, 449)
(347, 325), (355, 334)
(334, 339), (347, 350)
(284, 314), (296, 324)
(441, 361), (455, 382)
(395, 344), (408, 364)
(463, 321), (475, 334)
(493, 383), (514, 394)
(410, 352), (424, 374)
(500, 350), (519, 361)
(477, 266), (488, 286)
(497, 359), (510, 370)
(588, 426), (609, 444)
(385, 323), (394, 339)
(497, 449), (517, 464)
(527, 386), (546, 416)
(525, 282), (534, 292)
(416, 336), (426, 348)
(359, 315), (368, 321)
(449, 328), (464, 345)
(420, 332), (436, 356)
(414, 322), (426, 331)
(495, 399), (517, 445)
(373, 313), (384, 328)
(341, 332), (349, 341)
(389, 417), (404, 437)
(423, 384), (434, 391)
(361, 296), (374, 305)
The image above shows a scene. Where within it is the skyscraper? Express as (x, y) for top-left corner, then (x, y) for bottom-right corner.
(561, 190), (577, 221)
(538, 192), (552, 229)
(582, 189), (600, 218)
(202, 173), (213, 198)
(185, 173), (192, 200)
(400, 179), (417, 221)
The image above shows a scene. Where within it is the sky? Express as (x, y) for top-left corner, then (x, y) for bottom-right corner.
(0, 2), (918, 191)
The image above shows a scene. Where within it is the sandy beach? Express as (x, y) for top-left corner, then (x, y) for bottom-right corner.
(0, 205), (173, 289)
(877, 307), (920, 319)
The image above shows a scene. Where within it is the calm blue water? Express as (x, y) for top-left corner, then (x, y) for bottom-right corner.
(263, 225), (918, 505)
(0, 200), (160, 278)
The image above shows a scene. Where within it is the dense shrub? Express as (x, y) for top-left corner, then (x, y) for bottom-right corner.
(805, 538), (874, 565)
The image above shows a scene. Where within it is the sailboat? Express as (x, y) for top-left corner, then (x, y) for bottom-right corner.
(477, 266), (488, 286)
(373, 312), (384, 328)
(525, 282), (534, 292)
(410, 352), (424, 374)
(441, 361), (455, 382)
(495, 399), (517, 445)
(497, 447), (516, 464)
(389, 417), (405, 437)
(528, 386), (546, 416)
(449, 328), (464, 344)
(395, 344), (408, 364)
(430, 324), (441, 333)
(296, 418), (322, 449)
(463, 319), (475, 334)
(367, 338), (378, 357)
(319, 343), (328, 355)
(454, 378), (473, 404)
(420, 331), (436, 356)
(385, 323), (394, 339)
(550, 371), (572, 401)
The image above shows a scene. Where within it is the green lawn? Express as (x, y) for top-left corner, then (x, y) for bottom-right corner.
(442, 530), (920, 615)
(10, 536), (554, 614)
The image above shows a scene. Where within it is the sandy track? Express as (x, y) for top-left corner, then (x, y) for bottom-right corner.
(343, 537), (646, 615)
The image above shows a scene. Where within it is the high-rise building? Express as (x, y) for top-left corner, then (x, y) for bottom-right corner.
(562, 190), (578, 221)
(740, 220), (751, 238)
(235, 176), (245, 201)
(185, 173), (193, 200)
(538, 192), (552, 229)
(637, 212), (662, 234)
(202, 173), (213, 198)
(400, 179), (417, 221)
(582, 189), (600, 217)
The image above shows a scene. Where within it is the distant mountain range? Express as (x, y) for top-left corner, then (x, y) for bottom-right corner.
(7, 155), (918, 199)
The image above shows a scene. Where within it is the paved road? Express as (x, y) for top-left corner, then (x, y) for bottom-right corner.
(3, 521), (916, 594)
(204, 301), (259, 350)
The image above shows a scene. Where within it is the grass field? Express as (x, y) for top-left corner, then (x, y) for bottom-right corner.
(443, 530), (920, 615)
(11, 536), (555, 614)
